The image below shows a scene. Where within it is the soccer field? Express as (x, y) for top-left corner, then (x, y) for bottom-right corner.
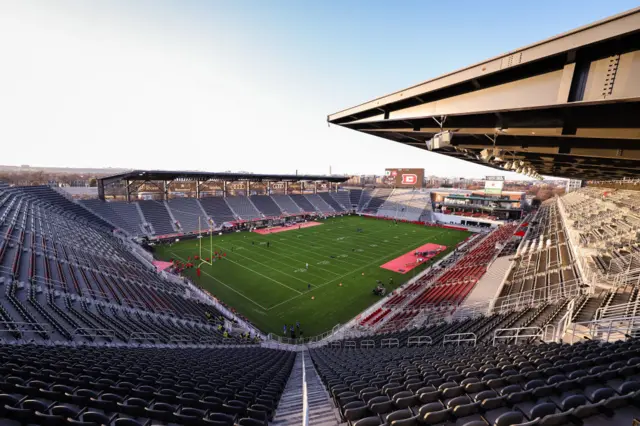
(153, 216), (470, 337)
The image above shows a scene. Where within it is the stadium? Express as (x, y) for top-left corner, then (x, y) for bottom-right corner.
(1, 4), (640, 426)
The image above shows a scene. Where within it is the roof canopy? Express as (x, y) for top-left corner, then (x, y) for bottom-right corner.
(328, 7), (640, 180)
(99, 170), (349, 186)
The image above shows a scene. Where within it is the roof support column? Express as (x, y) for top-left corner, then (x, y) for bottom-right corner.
(285, 181), (288, 195)
(98, 178), (105, 201)
(163, 180), (169, 201)
(223, 181), (227, 197)
(247, 181), (250, 195)
(126, 180), (131, 203)
(314, 182), (317, 194)
(557, 62), (577, 103)
(196, 181), (201, 199)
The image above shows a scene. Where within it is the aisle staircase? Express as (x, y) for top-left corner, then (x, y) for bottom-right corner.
(272, 351), (340, 426)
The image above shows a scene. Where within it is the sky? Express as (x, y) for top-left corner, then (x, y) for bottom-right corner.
(0, 0), (637, 178)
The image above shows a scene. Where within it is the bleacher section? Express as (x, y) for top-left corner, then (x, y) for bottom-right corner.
(224, 196), (263, 221)
(560, 187), (640, 287)
(109, 201), (147, 236)
(363, 188), (393, 214)
(403, 191), (432, 222)
(138, 200), (176, 235)
(356, 224), (519, 333)
(406, 225), (518, 311)
(80, 199), (143, 236)
(18, 186), (112, 231)
(376, 189), (432, 221)
(330, 191), (352, 211)
(271, 195), (303, 215)
(0, 344), (293, 425)
(358, 189), (372, 212)
(305, 194), (335, 214)
(312, 333), (640, 426)
(376, 189), (413, 218)
(167, 198), (208, 233)
(319, 192), (347, 212)
(199, 196), (237, 226)
(350, 189), (363, 209)
(250, 195), (282, 217)
(0, 185), (250, 346)
(499, 201), (579, 308)
(419, 205), (435, 223)
(289, 194), (318, 213)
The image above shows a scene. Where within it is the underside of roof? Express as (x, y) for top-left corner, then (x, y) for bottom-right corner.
(99, 170), (349, 187)
(328, 7), (640, 180)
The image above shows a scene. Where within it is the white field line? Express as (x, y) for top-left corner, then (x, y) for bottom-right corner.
(261, 235), (366, 267)
(170, 251), (268, 310)
(232, 239), (341, 277)
(261, 225), (420, 266)
(266, 235), (448, 311)
(204, 242), (329, 284)
(200, 247), (303, 295)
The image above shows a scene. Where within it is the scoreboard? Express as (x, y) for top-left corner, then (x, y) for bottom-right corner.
(384, 168), (424, 188)
(484, 176), (504, 195)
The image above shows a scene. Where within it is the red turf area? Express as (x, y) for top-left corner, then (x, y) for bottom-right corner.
(380, 243), (447, 274)
(253, 221), (323, 235)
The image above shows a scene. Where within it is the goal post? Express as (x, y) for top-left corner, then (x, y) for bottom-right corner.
(198, 216), (213, 266)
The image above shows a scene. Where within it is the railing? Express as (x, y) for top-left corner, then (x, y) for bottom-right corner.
(492, 327), (543, 346)
(596, 299), (640, 321)
(380, 338), (399, 348)
(169, 334), (193, 344)
(130, 332), (160, 342)
(564, 316), (640, 343)
(492, 279), (585, 314)
(344, 341), (356, 349)
(452, 301), (491, 320)
(554, 298), (576, 341)
(329, 341), (341, 348)
(443, 332), (476, 346)
(407, 336), (432, 346)
(302, 351), (309, 426)
(72, 328), (115, 339)
(0, 322), (51, 334)
(360, 340), (375, 348)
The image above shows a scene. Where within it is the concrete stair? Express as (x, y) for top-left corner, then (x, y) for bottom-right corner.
(273, 351), (340, 426)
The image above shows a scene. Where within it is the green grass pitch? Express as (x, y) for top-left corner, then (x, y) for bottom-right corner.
(153, 216), (471, 337)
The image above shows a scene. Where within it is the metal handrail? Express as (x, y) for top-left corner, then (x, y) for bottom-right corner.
(493, 327), (543, 346)
(130, 332), (160, 341)
(0, 321), (51, 333)
(302, 351), (309, 426)
(596, 298), (640, 321)
(565, 316), (640, 343)
(169, 334), (193, 344)
(72, 328), (115, 338)
(407, 336), (432, 346)
(380, 338), (399, 348)
(344, 341), (356, 349)
(443, 332), (477, 346)
(360, 340), (375, 348)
